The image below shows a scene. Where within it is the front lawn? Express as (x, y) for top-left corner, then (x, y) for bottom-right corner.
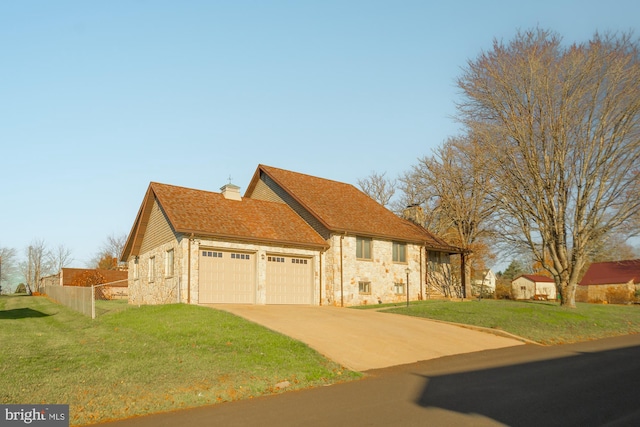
(0, 295), (360, 426)
(376, 299), (640, 344)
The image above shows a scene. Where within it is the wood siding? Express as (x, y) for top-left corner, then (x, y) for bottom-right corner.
(140, 199), (178, 254)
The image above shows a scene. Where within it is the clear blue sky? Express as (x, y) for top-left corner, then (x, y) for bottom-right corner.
(1, 0), (638, 270)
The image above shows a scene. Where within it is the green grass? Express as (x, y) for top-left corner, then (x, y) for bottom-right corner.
(377, 299), (640, 345)
(0, 295), (360, 426)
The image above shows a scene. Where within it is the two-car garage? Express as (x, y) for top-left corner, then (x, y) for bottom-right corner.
(198, 249), (313, 305)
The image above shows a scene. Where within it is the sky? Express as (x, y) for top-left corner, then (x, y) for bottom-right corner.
(1, 0), (638, 276)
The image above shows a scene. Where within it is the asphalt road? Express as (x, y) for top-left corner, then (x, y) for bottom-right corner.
(96, 334), (640, 427)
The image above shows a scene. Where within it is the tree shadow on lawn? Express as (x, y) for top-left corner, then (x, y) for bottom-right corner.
(0, 308), (52, 319)
(417, 343), (640, 427)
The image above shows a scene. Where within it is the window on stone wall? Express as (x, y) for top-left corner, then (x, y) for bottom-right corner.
(394, 282), (405, 295)
(359, 281), (371, 294)
(165, 249), (174, 277)
(356, 237), (372, 260)
(392, 242), (406, 263)
(148, 256), (155, 282)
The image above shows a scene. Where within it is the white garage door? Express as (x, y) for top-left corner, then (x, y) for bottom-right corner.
(266, 255), (313, 304)
(199, 250), (256, 303)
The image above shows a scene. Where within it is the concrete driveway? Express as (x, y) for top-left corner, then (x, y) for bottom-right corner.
(206, 304), (525, 371)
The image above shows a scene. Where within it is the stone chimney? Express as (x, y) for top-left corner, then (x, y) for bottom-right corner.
(402, 203), (425, 226)
(220, 183), (242, 201)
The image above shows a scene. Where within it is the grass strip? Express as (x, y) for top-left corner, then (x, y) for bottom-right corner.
(0, 295), (360, 426)
(378, 299), (640, 344)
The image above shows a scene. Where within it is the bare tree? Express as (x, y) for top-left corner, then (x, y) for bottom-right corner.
(0, 246), (18, 294)
(357, 171), (396, 207)
(456, 29), (640, 307)
(48, 245), (74, 274)
(89, 233), (128, 270)
(19, 239), (52, 294)
(398, 135), (497, 293)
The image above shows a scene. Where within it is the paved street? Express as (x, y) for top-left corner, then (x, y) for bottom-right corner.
(96, 334), (640, 427)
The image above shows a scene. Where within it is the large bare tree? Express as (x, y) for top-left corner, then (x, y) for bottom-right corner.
(399, 134), (497, 295)
(357, 171), (396, 207)
(457, 29), (640, 306)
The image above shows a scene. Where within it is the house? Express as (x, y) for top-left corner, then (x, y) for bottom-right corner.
(120, 165), (462, 306)
(41, 268), (129, 300)
(577, 259), (640, 304)
(471, 269), (496, 295)
(511, 274), (557, 300)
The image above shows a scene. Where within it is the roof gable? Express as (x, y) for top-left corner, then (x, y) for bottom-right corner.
(580, 259), (640, 286)
(246, 164), (459, 251)
(121, 182), (328, 260)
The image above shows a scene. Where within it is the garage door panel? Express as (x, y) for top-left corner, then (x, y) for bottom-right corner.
(200, 250), (255, 303)
(266, 255), (312, 304)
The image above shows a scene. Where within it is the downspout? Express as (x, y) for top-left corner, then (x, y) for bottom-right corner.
(340, 234), (344, 307)
(319, 249), (323, 306)
(187, 233), (193, 304)
(420, 244), (424, 300)
(425, 247), (430, 299)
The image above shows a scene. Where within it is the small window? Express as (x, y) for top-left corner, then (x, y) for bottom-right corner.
(358, 281), (371, 294)
(392, 242), (406, 263)
(394, 282), (405, 295)
(148, 256), (156, 282)
(356, 237), (372, 260)
(165, 249), (174, 277)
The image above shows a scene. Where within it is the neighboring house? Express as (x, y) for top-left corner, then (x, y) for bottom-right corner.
(471, 269), (496, 295)
(41, 268), (129, 300)
(577, 259), (640, 303)
(120, 164), (462, 306)
(511, 274), (557, 300)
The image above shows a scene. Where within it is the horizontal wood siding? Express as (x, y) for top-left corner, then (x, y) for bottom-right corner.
(140, 199), (179, 254)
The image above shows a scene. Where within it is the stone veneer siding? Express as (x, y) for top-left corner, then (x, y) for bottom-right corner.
(323, 235), (429, 306)
(129, 235), (322, 305)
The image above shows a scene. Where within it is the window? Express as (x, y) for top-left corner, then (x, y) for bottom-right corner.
(356, 237), (372, 260)
(392, 242), (406, 262)
(231, 253), (250, 260)
(291, 258), (308, 264)
(148, 256), (155, 282)
(268, 256), (285, 263)
(165, 249), (174, 277)
(358, 281), (371, 294)
(394, 282), (405, 295)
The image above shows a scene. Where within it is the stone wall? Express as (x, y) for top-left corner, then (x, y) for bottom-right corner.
(323, 235), (428, 306)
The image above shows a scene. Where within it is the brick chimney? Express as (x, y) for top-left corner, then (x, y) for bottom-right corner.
(220, 183), (242, 201)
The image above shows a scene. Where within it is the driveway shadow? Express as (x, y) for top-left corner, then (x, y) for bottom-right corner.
(0, 308), (51, 319)
(417, 344), (640, 426)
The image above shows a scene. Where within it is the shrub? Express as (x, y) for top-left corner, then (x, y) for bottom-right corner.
(605, 286), (634, 304)
(494, 282), (512, 299)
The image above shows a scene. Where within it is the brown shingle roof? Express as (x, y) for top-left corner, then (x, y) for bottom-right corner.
(122, 182), (328, 260)
(580, 259), (640, 286)
(247, 165), (459, 251)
